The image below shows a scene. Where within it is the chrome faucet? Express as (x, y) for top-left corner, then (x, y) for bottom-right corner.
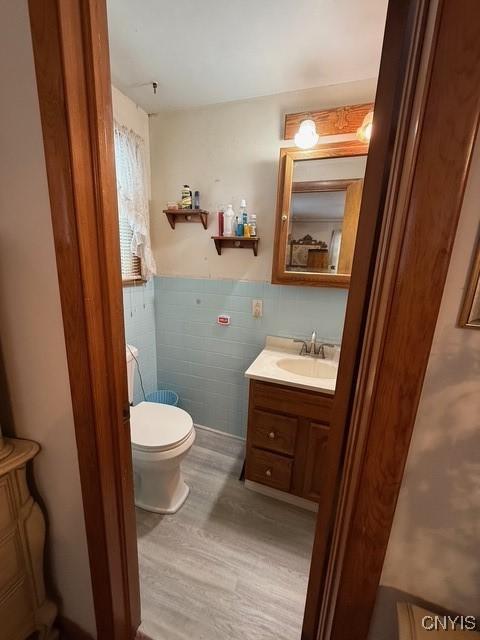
(294, 330), (318, 356)
(293, 338), (309, 355)
(294, 331), (337, 358)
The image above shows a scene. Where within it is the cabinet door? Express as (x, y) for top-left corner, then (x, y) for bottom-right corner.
(302, 422), (330, 502)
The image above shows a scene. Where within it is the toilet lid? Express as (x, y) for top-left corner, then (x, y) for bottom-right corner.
(130, 402), (193, 452)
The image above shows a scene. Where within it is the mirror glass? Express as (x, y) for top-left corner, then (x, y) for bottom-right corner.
(284, 155), (367, 275)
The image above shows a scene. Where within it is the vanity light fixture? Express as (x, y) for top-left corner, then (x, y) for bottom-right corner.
(294, 118), (319, 149)
(357, 110), (374, 142)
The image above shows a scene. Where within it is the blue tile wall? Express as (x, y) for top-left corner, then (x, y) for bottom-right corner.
(153, 276), (347, 438)
(123, 279), (157, 405)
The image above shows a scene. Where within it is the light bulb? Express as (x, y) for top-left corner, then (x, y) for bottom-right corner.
(357, 111), (374, 142)
(294, 119), (319, 149)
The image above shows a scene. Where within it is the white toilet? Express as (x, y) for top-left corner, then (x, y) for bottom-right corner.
(126, 345), (195, 514)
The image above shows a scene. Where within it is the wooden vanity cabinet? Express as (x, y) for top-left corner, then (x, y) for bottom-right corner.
(245, 379), (334, 503)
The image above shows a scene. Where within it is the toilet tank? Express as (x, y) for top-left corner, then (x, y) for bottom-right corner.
(126, 344), (138, 404)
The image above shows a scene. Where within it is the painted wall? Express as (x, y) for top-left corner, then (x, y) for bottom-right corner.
(368, 136), (480, 638)
(112, 85), (151, 198)
(145, 81), (375, 435)
(0, 1), (96, 635)
(112, 87), (158, 404)
(155, 276), (346, 437)
(149, 79), (377, 281)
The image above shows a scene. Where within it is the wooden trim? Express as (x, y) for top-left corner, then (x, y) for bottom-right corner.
(271, 141), (368, 289)
(122, 278), (147, 288)
(284, 103), (374, 140)
(306, 2), (480, 640)
(291, 179), (353, 193)
(302, 0), (432, 637)
(458, 231), (480, 328)
(28, 0), (140, 638)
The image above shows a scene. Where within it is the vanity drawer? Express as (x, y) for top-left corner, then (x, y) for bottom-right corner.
(250, 410), (297, 456)
(250, 380), (333, 423)
(246, 448), (293, 492)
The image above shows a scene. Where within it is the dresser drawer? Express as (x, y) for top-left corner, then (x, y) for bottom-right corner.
(250, 409), (297, 456)
(246, 448), (293, 492)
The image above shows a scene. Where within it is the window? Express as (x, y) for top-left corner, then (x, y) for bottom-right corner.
(119, 207), (142, 282)
(114, 121), (156, 284)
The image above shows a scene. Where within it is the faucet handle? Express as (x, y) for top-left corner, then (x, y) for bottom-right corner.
(293, 338), (308, 355)
(314, 341), (337, 357)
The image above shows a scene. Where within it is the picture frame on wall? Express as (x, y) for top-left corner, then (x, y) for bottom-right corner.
(458, 230), (480, 329)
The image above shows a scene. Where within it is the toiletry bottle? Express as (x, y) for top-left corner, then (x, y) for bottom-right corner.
(181, 185), (192, 209)
(218, 208), (224, 236)
(236, 216), (244, 237)
(240, 199), (248, 225)
(194, 190), (200, 210)
(249, 213), (257, 237)
(223, 204), (235, 236)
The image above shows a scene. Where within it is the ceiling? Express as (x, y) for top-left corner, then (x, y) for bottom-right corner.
(107, 0), (388, 113)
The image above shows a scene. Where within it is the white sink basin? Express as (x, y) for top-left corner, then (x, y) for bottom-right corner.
(276, 357), (337, 379)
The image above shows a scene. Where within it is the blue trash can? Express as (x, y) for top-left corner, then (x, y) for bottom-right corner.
(146, 390), (179, 407)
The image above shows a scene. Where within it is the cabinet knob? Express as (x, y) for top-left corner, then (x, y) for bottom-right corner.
(265, 469), (272, 477)
(268, 431), (276, 439)
(281, 214), (288, 221)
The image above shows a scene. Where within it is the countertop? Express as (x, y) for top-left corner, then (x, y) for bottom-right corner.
(245, 336), (339, 394)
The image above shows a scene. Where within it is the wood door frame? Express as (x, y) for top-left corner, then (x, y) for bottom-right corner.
(28, 0), (140, 638)
(27, 0), (480, 639)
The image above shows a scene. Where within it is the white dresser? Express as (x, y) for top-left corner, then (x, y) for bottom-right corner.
(0, 437), (57, 639)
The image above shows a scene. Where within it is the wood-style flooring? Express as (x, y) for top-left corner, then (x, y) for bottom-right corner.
(136, 427), (316, 640)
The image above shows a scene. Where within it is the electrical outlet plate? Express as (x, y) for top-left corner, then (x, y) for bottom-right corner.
(252, 299), (263, 318)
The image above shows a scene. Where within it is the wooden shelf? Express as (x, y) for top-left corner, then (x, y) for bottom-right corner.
(211, 236), (259, 256)
(163, 209), (209, 230)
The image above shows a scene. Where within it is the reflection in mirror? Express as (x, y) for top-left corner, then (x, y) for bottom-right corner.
(286, 156), (366, 275)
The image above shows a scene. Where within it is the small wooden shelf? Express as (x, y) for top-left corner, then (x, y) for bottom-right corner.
(211, 236), (259, 256)
(164, 209), (209, 230)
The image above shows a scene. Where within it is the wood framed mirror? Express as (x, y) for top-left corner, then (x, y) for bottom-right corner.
(272, 141), (369, 288)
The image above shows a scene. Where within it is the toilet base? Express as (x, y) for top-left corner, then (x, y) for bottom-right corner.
(135, 481), (190, 514)
(132, 429), (195, 515)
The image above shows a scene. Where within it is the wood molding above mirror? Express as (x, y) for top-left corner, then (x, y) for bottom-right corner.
(284, 103), (374, 140)
(272, 140), (369, 288)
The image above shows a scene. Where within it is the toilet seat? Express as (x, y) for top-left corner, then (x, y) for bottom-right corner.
(130, 401), (194, 452)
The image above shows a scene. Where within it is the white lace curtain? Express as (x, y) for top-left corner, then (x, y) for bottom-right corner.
(114, 121), (157, 279)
